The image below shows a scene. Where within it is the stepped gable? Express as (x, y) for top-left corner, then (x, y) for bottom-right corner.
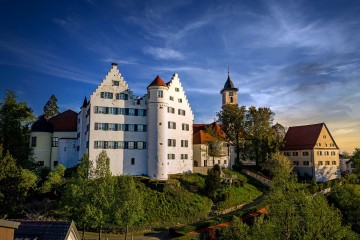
(282, 123), (324, 150)
(31, 115), (54, 132)
(148, 75), (167, 87)
(49, 109), (78, 132)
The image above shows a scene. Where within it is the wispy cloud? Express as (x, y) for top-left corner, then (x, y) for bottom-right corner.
(143, 47), (184, 60)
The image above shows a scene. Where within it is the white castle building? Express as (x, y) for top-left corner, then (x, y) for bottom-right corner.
(30, 63), (194, 180)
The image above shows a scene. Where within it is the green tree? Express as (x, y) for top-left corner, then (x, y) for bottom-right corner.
(217, 104), (247, 166)
(0, 90), (35, 165)
(245, 106), (280, 167)
(350, 148), (360, 174)
(113, 176), (143, 240)
(43, 94), (60, 119)
(41, 164), (66, 197)
(61, 153), (95, 239)
(204, 164), (222, 201)
(0, 151), (37, 217)
(205, 125), (227, 165)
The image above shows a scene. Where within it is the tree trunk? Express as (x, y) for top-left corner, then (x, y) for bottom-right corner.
(99, 225), (102, 240)
(124, 224), (128, 240)
(82, 223), (85, 240)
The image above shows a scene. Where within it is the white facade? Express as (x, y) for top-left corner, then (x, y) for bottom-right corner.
(78, 63), (194, 179)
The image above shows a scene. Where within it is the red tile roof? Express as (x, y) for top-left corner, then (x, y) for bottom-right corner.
(193, 122), (226, 144)
(49, 109), (78, 132)
(148, 75), (167, 87)
(281, 123), (326, 150)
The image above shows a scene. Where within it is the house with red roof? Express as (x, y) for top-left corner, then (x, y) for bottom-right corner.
(281, 123), (340, 182)
(30, 110), (78, 170)
(193, 122), (234, 168)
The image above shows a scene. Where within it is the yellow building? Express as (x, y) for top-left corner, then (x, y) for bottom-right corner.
(281, 123), (340, 182)
(30, 110), (78, 169)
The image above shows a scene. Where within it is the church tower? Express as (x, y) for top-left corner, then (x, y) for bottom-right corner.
(220, 68), (238, 106)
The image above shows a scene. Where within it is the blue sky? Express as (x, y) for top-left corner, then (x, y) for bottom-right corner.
(0, 0), (359, 152)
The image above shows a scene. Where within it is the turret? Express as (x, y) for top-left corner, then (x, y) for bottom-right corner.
(220, 69), (238, 106)
(147, 75), (169, 180)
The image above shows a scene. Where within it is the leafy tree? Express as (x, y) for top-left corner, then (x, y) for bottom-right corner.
(245, 106), (280, 167)
(350, 148), (360, 174)
(113, 176), (143, 240)
(204, 125), (226, 165)
(43, 94), (60, 119)
(94, 150), (111, 178)
(0, 151), (37, 217)
(205, 164), (222, 201)
(41, 164), (66, 197)
(0, 90), (35, 165)
(331, 184), (360, 233)
(217, 104), (247, 166)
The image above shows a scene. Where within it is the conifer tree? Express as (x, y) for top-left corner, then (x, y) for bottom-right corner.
(43, 94), (60, 119)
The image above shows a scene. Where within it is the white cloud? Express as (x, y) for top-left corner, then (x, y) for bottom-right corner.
(143, 47), (184, 60)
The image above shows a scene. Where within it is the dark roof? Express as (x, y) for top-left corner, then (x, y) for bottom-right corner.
(31, 115), (54, 132)
(281, 123), (338, 150)
(220, 73), (238, 93)
(31, 110), (77, 133)
(148, 75), (167, 87)
(49, 110), (77, 132)
(14, 220), (79, 240)
(81, 96), (88, 108)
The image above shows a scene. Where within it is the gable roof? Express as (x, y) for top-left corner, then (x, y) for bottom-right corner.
(281, 123), (338, 150)
(14, 220), (80, 240)
(148, 75), (167, 87)
(49, 110), (78, 132)
(31, 110), (77, 133)
(193, 122), (226, 144)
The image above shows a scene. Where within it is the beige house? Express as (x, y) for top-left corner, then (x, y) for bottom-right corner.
(193, 122), (233, 169)
(281, 123), (340, 182)
(30, 110), (78, 170)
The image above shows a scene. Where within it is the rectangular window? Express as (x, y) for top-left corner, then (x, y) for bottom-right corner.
(318, 161), (323, 165)
(293, 161), (299, 165)
(54, 161), (58, 166)
(175, 87), (179, 92)
(168, 154), (175, 159)
(138, 109), (146, 116)
(224, 160), (227, 164)
(330, 143), (335, 147)
(324, 151), (329, 156)
(229, 92), (233, 96)
(52, 137), (59, 147)
(181, 154), (188, 159)
(292, 152), (298, 156)
(170, 96), (174, 101)
(317, 151), (322, 156)
(182, 123), (189, 131)
(181, 140), (188, 147)
(178, 98), (182, 103)
(100, 92), (113, 99)
(284, 152), (291, 156)
(178, 109), (185, 116)
(302, 151), (309, 156)
(332, 161), (336, 165)
(168, 121), (176, 129)
(116, 93), (128, 100)
(113, 80), (120, 86)
(128, 142), (135, 149)
(167, 107), (175, 113)
(325, 161), (330, 165)
(137, 142), (144, 149)
(158, 90), (163, 98)
(131, 158), (135, 165)
(331, 151), (336, 156)
(31, 136), (37, 147)
(303, 161), (310, 166)
(204, 160), (207, 166)
(168, 139), (176, 147)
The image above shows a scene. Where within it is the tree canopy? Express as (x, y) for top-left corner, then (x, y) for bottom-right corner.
(0, 90), (35, 165)
(43, 94), (60, 119)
